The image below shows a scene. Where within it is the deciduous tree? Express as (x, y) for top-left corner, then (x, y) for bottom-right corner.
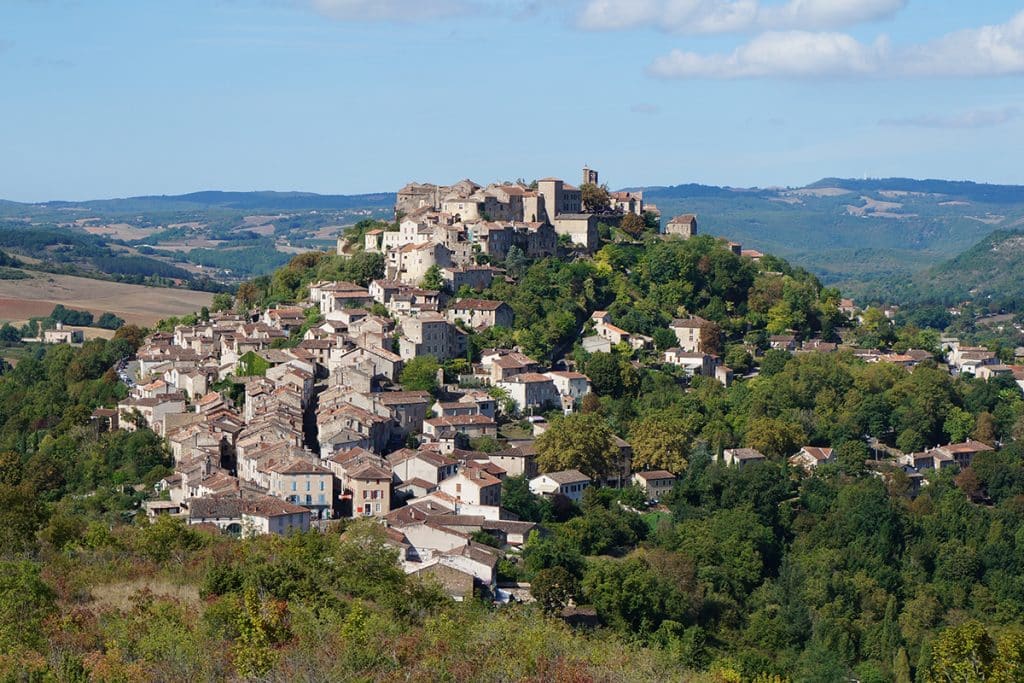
(631, 412), (697, 474)
(399, 356), (440, 394)
(744, 417), (807, 459)
(620, 213), (646, 239)
(535, 413), (616, 479)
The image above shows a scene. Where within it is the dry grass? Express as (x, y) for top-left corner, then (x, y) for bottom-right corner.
(0, 273), (214, 326)
(82, 223), (159, 241)
(314, 225), (346, 240)
(89, 578), (202, 611)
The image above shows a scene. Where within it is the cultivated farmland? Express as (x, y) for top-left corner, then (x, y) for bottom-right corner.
(0, 272), (214, 326)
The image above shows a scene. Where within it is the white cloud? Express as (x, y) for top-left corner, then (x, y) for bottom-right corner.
(577, 0), (905, 33)
(901, 10), (1024, 77)
(880, 107), (1022, 129)
(650, 10), (1024, 79)
(649, 31), (886, 78)
(760, 0), (906, 31)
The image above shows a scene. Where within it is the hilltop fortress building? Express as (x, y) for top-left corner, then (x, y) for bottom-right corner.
(383, 167), (655, 259)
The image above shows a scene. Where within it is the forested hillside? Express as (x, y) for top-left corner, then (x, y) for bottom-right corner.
(5, 176), (1024, 292)
(867, 229), (1024, 312)
(645, 177), (1024, 296)
(4, 229), (1024, 680)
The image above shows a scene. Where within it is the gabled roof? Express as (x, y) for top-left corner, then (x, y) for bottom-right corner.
(388, 448), (456, 468)
(502, 372), (553, 384)
(348, 462), (392, 481)
(634, 469), (676, 481)
(937, 440), (995, 454)
(539, 469), (591, 485)
(425, 415), (498, 428)
(242, 495), (309, 518)
(267, 457), (332, 475)
(797, 446), (834, 462)
(670, 316), (708, 328)
(451, 299), (506, 311)
(187, 496), (241, 519)
(725, 447), (766, 461)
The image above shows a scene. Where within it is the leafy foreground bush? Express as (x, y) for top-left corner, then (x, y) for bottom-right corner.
(0, 520), (724, 682)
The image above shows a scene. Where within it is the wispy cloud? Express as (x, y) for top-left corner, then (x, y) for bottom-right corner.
(309, 0), (468, 21)
(650, 31), (887, 78)
(880, 107), (1022, 129)
(630, 103), (661, 115)
(306, 0), (541, 22)
(578, 0), (906, 34)
(649, 9), (1024, 79)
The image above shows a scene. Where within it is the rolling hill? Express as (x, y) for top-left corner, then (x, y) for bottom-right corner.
(864, 229), (1024, 311)
(5, 177), (1024, 295)
(0, 190), (395, 216)
(644, 178), (1024, 295)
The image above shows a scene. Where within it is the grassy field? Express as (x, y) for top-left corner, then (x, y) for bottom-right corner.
(0, 272), (214, 326)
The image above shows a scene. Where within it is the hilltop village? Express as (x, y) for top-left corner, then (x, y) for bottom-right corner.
(8, 171), (1024, 683)
(91, 168), (1024, 601)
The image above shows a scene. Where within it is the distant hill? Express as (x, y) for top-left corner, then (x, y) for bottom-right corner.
(8, 190), (396, 215)
(865, 229), (1024, 310)
(807, 177), (1024, 204)
(5, 178), (1024, 296)
(645, 177), (1024, 296)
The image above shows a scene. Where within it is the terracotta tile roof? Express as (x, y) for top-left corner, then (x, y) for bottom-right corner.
(267, 457), (332, 475)
(798, 446), (834, 462)
(242, 495), (310, 517)
(451, 299), (506, 311)
(347, 462), (392, 481)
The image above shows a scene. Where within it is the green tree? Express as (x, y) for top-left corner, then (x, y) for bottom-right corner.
(0, 560), (55, 653)
(631, 412), (697, 473)
(399, 356), (440, 393)
(894, 647), (912, 683)
(583, 550), (697, 637)
(620, 213), (646, 239)
(759, 349), (791, 376)
(501, 475), (544, 522)
(926, 621), (996, 683)
(944, 407), (976, 443)
(580, 182), (611, 213)
(522, 531), (585, 578)
(211, 292), (234, 312)
(0, 483), (46, 555)
(724, 345), (753, 375)
(0, 323), (21, 344)
(535, 412), (616, 479)
(582, 352), (628, 398)
(233, 585), (281, 678)
(653, 328), (678, 351)
(531, 566), (579, 614)
(897, 428), (925, 454)
(420, 264), (444, 291)
(96, 312), (126, 330)
(744, 416), (807, 459)
(836, 440), (870, 475)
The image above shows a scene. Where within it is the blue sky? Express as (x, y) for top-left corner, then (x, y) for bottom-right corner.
(2, 1), (1023, 201)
